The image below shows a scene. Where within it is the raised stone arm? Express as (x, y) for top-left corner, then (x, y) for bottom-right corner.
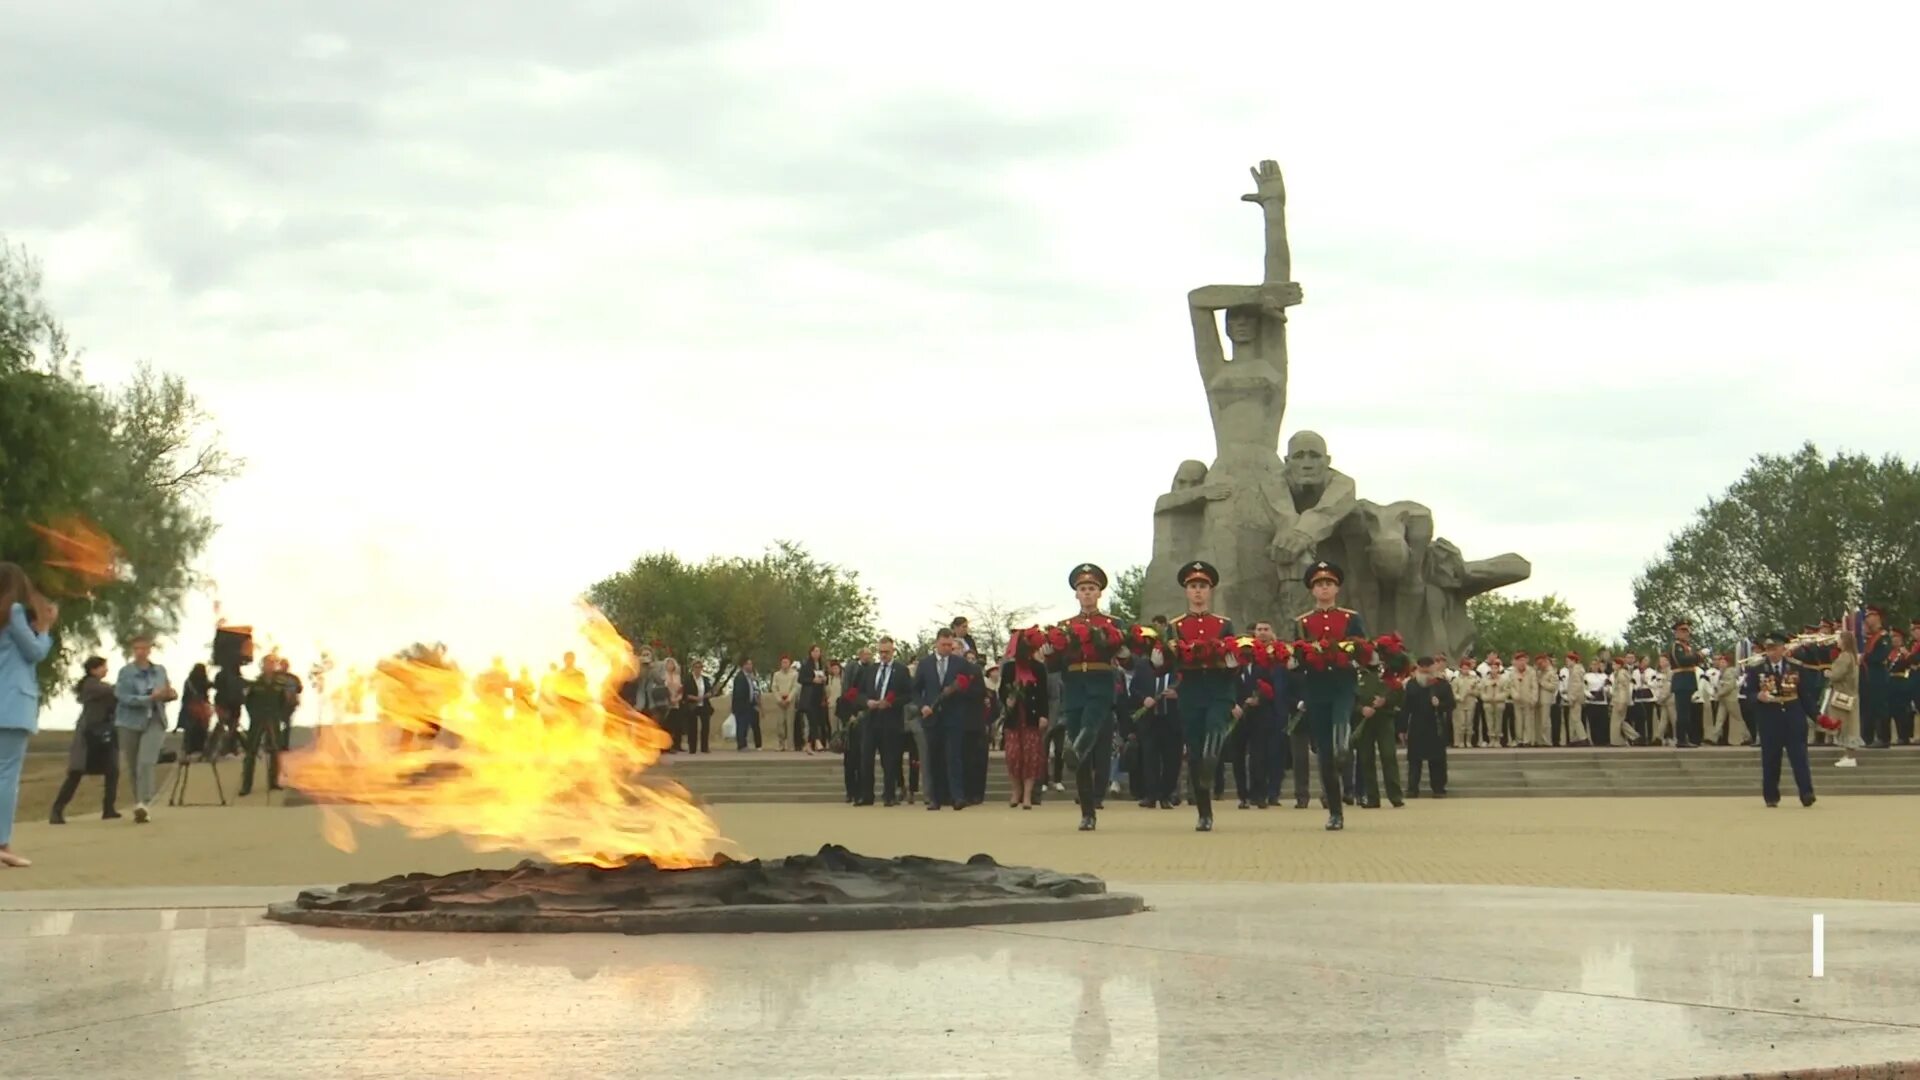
(1240, 160), (1292, 285)
(1460, 554), (1532, 599)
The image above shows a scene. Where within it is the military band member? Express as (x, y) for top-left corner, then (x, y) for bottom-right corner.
(1294, 560), (1368, 831)
(1057, 563), (1129, 832)
(1862, 607), (1893, 748)
(1891, 626), (1915, 745)
(1747, 632), (1815, 808)
(1580, 658), (1609, 746)
(1629, 655), (1655, 743)
(1451, 659), (1481, 749)
(1789, 623), (1835, 745)
(1667, 619), (1707, 747)
(1608, 656), (1635, 745)
(1165, 561), (1236, 832)
(1708, 653), (1748, 746)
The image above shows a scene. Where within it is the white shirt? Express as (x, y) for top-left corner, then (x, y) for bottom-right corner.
(1583, 671), (1608, 703)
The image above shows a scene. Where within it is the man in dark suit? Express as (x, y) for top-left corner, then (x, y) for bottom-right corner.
(685, 660), (715, 754)
(914, 629), (980, 810)
(1747, 632), (1815, 808)
(1130, 657), (1182, 809)
(1404, 657), (1454, 798)
(730, 657), (761, 751)
(857, 639), (910, 806)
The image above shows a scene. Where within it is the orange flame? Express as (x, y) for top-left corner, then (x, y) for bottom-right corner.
(281, 604), (721, 869)
(28, 515), (120, 590)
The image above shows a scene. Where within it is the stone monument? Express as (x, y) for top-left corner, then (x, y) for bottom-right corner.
(1146, 160), (1529, 656)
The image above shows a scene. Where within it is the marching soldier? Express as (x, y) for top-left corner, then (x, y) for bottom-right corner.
(1294, 560), (1368, 831)
(1667, 619), (1707, 747)
(1451, 658), (1480, 749)
(1165, 561), (1237, 831)
(1055, 564), (1132, 831)
(1747, 631), (1815, 807)
(1609, 656), (1636, 745)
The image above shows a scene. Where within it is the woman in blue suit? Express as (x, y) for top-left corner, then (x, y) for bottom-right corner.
(1, 562), (58, 869)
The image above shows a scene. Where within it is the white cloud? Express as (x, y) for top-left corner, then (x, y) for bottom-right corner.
(6, 1), (1918, 679)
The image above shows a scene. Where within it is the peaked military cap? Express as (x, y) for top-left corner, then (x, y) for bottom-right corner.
(1304, 560), (1343, 588)
(1178, 560), (1219, 587)
(1069, 563), (1108, 590)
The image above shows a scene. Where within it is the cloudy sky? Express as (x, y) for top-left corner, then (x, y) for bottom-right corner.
(6, 1), (1917, 681)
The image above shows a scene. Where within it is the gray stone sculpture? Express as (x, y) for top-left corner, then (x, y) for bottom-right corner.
(1145, 159), (1529, 655)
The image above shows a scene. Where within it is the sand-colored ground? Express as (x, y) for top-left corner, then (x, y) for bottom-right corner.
(5, 768), (1917, 901)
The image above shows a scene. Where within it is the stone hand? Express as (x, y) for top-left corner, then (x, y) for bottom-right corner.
(1260, 282), (1303, 313)
(1269, 528), (1315, 568)
(1241, 160), (1287, 205)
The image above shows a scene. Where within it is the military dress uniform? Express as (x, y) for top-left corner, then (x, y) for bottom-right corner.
(1294, 561), (1369, 830)
(1747, 634), (1815, 807)
(1667, 622), (1707, 747)
(1057, 563), (1130, 831)
(1168, 560), (1237, 832)
(1353, 663), (1406, 808)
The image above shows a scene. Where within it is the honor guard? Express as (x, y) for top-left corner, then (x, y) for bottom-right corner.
(1294, 561), (1368, 830)
(1667, 619), (1706, 747)
(1059, 563), (1127, 832)
(1167, 560), (1236, 832)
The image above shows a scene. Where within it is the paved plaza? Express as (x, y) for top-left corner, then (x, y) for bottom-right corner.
(5, 797), (1920, 1077)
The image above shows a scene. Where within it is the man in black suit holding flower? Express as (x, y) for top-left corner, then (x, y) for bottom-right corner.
(915, 629), (981, 811)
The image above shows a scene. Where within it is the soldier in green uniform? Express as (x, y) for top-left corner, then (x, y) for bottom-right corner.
(1353, 650), (1409, 809)
(1667, 619), (1706, 747)
(239, 655), (298, 796)
(1295, 560), (1368, 831)
(1167, 560), (1236, 832)
(1056, 563), (1132, 832)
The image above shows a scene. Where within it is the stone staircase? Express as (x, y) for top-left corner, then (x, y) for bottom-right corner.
(651, 746), (1920, 804)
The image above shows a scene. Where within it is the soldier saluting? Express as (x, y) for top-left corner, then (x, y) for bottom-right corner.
(1166, 561), (1237, 832)
(1294, 560), (1368, 831)
(1667, 618), (1706, 748)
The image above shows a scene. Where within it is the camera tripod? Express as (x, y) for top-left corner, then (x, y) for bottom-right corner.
(167, 714), (235, 808)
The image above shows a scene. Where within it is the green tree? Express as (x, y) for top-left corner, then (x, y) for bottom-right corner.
(1465, 593), (1605, 660)
(586, 540), (877, 687)
(948, 594), (1042, 660)
(1627, 443), (1920, 647)
(1107, 564), (1146, 625)
(0, 241), (239, 699)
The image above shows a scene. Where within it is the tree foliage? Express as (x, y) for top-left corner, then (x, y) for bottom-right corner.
(586, 540), (877, 687)
(1108, 564), (1146, 626)
(1628, 443), (1920, 647)
(0, 241), (240, 700)
(1465, 593), (1605, 660)
(947, 594), (1042, 660)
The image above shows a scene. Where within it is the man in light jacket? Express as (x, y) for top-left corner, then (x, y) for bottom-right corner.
(114, 634), (176, 824)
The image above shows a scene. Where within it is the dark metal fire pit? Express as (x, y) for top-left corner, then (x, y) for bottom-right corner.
(264, 844), (1145, 934)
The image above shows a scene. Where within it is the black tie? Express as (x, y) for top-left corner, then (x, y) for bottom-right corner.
(877, 665), (889, 697)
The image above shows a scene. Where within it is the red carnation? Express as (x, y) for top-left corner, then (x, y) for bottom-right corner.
(841, 687), (860, 704)
(955, 675), (972, 691)
(1256, 679), (1275, 701)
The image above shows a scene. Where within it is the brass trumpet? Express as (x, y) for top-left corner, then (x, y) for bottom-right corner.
(1739, 632), (1840, 667)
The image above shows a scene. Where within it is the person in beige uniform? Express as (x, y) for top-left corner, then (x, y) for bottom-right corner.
(1609, 656), (1636, 746)
(1708, 654), (1749, 747)
(768, 655), (801, 751)
(1483, 656), (1512, 747)
(1558, 653), (1589, 745)
(1452, 659), (1481, 748)
(1532, 654), (1557, 746)
(1509, 652), (1537, 747)
(1650, 656), (1674, 745)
